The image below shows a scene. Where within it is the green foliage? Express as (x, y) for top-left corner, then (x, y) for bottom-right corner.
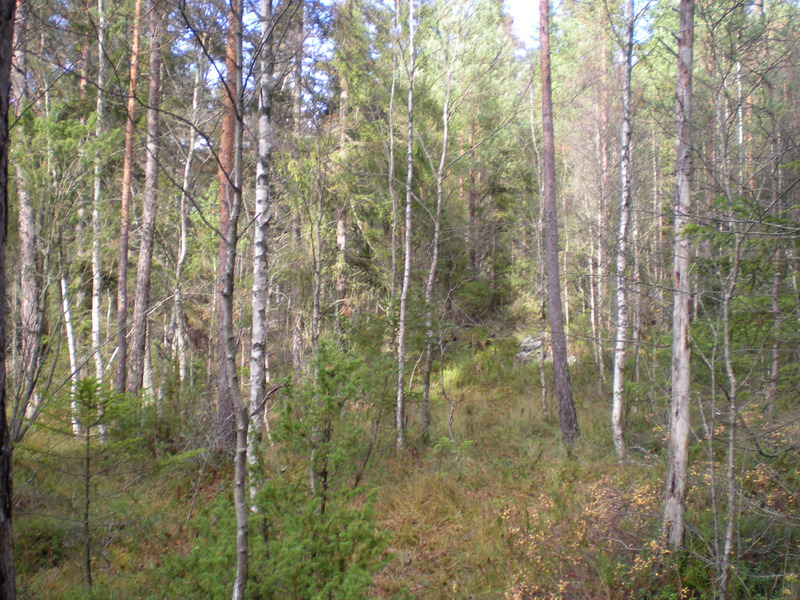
(15, 514), (77, 576)
(160, 342), (388, 599)
(159, 496), (238, 599)
(253, 479), (385, 600)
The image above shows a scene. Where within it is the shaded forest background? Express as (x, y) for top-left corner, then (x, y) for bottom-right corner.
(5, 0), (800, 597)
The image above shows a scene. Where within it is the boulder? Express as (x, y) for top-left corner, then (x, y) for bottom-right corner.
(515, 334), (545, 364)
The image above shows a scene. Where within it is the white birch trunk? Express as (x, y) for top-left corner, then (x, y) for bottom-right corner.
(91, 0), (106, 386)
(611, 0), (634, 462)
(60, 277), (81, 436)
(173, 53), (203, 386)
(248, 0), (276, 507)
(396, 0), (415, 451)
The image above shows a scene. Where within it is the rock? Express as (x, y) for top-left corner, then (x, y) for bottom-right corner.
(515, 334), (545, 364)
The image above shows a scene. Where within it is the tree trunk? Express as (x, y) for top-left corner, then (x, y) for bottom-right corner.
(664, 0), (695, 550)
(597, 23), (610, 335)
(528, 87), (549, 420)
(421, 38), (452, 445)
(611, 0), (634, 463)
(335, 30), (348, 316)
(115, 0), (143, 395)
(91, 0), (106, 387)
(249, 0), (276, 485)
(13, 170), (42, 437)
(83, 419), (92, 588)
(173, 50), (204, 387)
(396, 0), (415, 451)
(60, 276), (81, 436)
(10, 3), (44, 440)
(0, 0), (17, 593)
(218, 2), (248, 598)
(766, 76), (781, 420)
(388, 0), (399, 324)
(308, 126), (324, 497)
(128, 0), (163, 395)
(289, 0), (304, 376)
(540, 0), (578, 445)
(217, 0), (239, 452)
(718, 226), (741, 600)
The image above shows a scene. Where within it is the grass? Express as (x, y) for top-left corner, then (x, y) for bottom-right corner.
(14, 332), (800, 599)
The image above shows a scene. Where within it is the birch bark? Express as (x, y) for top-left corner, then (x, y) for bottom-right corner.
(91, 0), (106, 387)
(396, 0), (415, 450)
(611, 0), (634, 462)
(173, 52), (204, 386)
(249, 0), (276, 480)
(60, 276), (81, 436)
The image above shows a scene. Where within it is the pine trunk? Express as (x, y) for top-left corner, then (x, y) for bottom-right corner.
(115, 0), (143, 395)
(11, 4), (44, 440)
(0, 0), (17, 593)
(540, 0), (578, 445)
(217, 0), (239, 452)
(388, 0), (398, 322)
(219, 2), (248, 598)
(128, 0), (163, 394)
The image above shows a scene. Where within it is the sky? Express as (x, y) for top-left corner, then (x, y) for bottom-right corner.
(504, 0), (538, 48)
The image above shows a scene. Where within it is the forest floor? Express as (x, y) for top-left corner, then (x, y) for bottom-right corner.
(13, 333), (800, 599)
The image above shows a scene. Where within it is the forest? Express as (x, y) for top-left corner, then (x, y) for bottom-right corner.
(0, 0), (799, 597)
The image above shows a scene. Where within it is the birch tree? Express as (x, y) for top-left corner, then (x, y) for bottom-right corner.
(249, 0), (278, 472)
(395, 0), (415, 450)
(171, 48), (205, 387)
(611, 0), (635, 462)
(90, 0), (107, 389)
(420, 13), (454, 445)
(60, 272), (81, 436)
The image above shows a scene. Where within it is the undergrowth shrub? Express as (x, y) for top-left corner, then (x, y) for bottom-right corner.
(161, 341), (388, 599)
(253, 477), (385, 599)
